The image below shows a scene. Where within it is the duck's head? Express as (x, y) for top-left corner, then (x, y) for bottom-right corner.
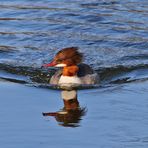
(43, 47), (83, 68)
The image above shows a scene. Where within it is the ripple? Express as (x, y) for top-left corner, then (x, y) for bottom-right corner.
(0, 45), (16, 53)
(0, 0), (148, 87)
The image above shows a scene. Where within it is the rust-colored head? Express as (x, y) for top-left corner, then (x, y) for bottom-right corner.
(43, 47), (83, 67)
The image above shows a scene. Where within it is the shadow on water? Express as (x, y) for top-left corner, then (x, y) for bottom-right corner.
(0, 63), (148, 89)
(43, 90), (87, 127)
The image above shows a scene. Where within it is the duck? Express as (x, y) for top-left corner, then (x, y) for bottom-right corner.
(43, 47), (99, 86)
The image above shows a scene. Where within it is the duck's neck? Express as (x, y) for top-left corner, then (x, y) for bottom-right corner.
(62, 65), (79, 77)
(58, 65), (82, 84)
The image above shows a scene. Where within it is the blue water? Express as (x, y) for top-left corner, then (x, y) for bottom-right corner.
(0, 0), (148, 81)
(0, 1), (148, 147)
(0, 80), (148, 148)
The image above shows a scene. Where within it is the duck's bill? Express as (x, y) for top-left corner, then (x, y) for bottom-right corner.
(42, 61), (56, 67)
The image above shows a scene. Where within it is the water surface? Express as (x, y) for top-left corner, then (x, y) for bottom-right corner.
(0, 1), (148, 147)
(0, 0), (148, 86)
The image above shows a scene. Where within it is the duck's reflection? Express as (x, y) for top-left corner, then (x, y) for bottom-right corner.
(43, 90), (87, 127)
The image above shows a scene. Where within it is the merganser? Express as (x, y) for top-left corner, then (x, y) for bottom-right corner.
(43, 47), (99, 86)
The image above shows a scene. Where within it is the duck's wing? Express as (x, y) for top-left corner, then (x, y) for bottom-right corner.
(78, 63), (100, 84)
(77, 63), (94, 77)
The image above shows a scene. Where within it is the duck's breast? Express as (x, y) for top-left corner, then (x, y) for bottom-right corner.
(59, 75), (82, 84)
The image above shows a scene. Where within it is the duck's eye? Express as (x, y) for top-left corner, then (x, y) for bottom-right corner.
(56, 59), (62, 64)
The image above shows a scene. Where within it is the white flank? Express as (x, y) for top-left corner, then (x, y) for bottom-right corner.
(58, 75), (82, 84)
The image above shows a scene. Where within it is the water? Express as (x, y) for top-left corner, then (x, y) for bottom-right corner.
(0, 0), (148, 86)
(0, 79), (148, 148)
(0, 0), (148, 147)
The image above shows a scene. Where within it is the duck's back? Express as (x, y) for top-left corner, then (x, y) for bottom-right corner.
(78, 63), (99, 84)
